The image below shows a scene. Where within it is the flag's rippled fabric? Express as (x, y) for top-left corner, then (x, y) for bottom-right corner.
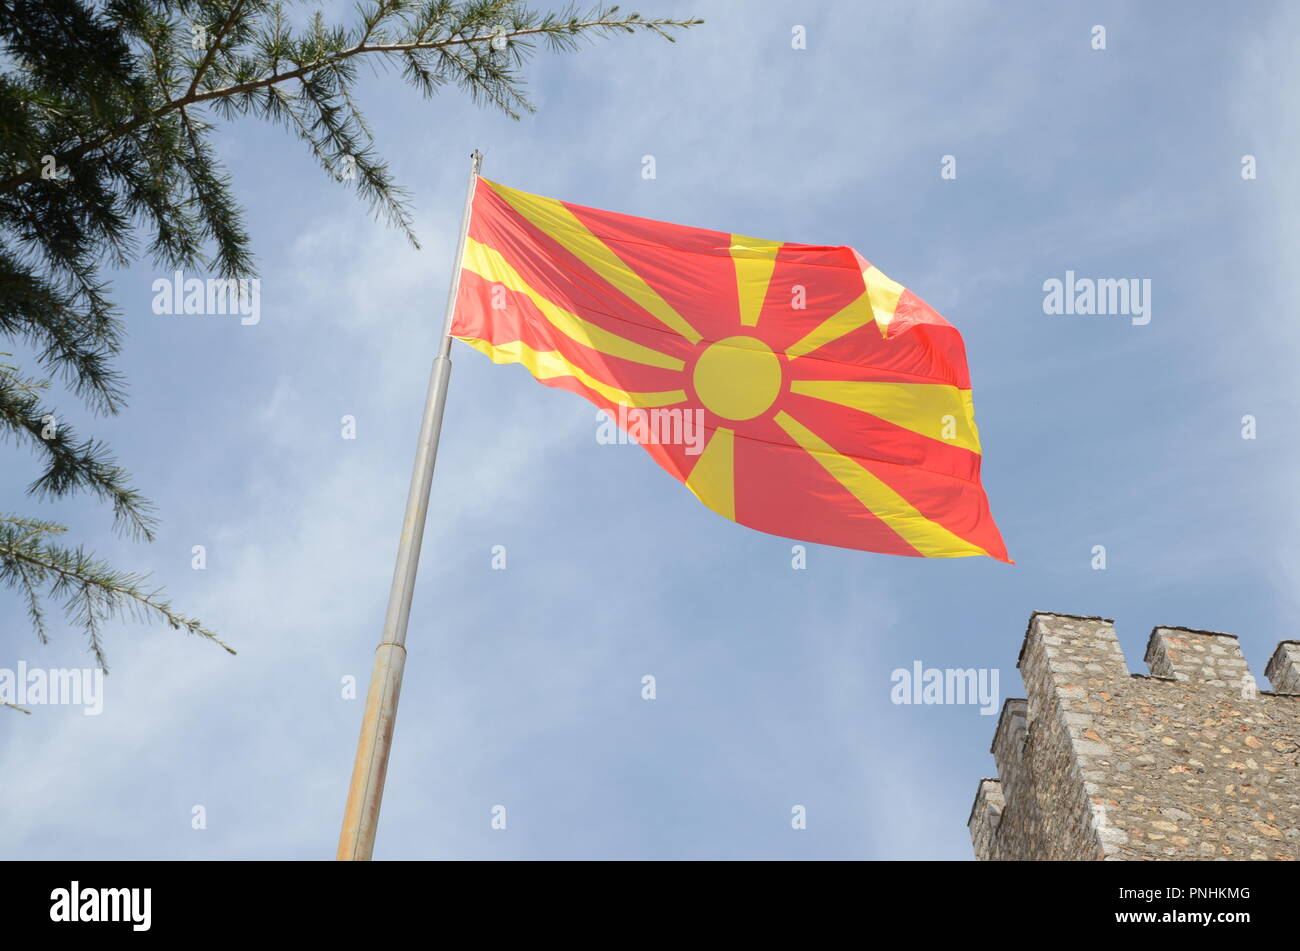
(450, 178), (1010, 562)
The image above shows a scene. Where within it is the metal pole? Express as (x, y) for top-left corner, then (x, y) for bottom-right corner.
(336, 149), (482, 861)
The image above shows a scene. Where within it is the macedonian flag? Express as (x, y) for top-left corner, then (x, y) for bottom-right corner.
(449, 178), (1010, 562)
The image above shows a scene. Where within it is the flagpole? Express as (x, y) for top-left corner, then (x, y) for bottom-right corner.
(336, 148), (483, 861)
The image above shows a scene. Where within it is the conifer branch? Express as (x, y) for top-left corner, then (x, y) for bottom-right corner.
(0, 513), (235, 672)
(0, 0), (699, 672)
(0, 5), (701, 194)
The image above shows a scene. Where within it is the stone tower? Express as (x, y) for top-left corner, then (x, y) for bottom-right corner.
(969, 612), (1300, 860)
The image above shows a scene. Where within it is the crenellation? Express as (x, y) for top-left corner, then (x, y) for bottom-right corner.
(967, 779), (1005, 861)
(1144, 626), (1251, 689)
(971, 612), (1300, 861)
(1266, 641), (1300, 695)
(1018, 613), (1129, 704)
(990, 699), (1029, 800)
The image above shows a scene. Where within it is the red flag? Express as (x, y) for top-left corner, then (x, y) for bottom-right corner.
(450, 178), (1010, 562)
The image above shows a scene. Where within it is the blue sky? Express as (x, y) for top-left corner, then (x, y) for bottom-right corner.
(3, 0), (1298, 859)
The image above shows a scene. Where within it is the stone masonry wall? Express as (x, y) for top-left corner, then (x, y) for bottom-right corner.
(969, 612), (1300, 860)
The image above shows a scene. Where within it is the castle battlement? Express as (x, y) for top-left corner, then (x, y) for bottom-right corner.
(970, 612), (1300, 861)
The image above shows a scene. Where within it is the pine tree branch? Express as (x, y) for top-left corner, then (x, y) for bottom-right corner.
(0, 367), (157, 540)
(0, 13), (701, 194)
(0, 0), (699, 669)
(185, 0), (250, 99)
(0, 513), (237, 669)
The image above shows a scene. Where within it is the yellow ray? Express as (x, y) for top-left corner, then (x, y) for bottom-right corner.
(784, 265), (905, 359)
(457, 336), (686, 408)
(485, 180), (703, 344)
(789, 379), (981, 453)
(785, 286), (870, 359)
(463, 238), (684, 372)
(729, 235), (783, 327)
(684, 427), (735, 521)
(772, 410), (989, 558)
(862, 266), (905, 333)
